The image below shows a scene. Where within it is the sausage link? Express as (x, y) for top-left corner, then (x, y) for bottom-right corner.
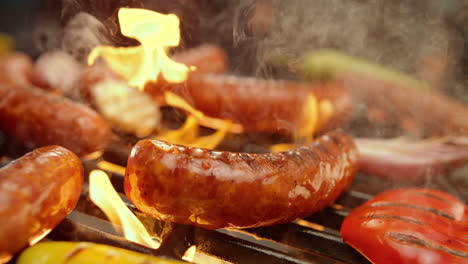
(0, 53), (33, 87)
(0, 84), (113, 156)
(342, 72), (468, 137)
(0, 146), (83, 262)
(125, 130), (358, 229)
(170, 44), (228, 74)
(151, 73), (353, 135)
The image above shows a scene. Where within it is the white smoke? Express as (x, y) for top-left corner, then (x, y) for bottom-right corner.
(231, 0), (463, 82)
(62, 12), (111, 63)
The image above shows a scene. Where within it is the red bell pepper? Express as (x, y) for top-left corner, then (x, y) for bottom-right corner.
(341, 188), (468, 264)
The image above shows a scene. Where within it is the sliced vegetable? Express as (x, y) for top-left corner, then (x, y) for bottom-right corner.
(341, 188), (468, 264)
(299, 49), (429, 90)
(299, 49), (468, 137)
(356, 137), (468, 181)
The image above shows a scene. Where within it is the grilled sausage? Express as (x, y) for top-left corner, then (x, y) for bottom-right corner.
(170, 44), (228, 75)
(0, 146), (83, 263)
(125, 130), (358, 229)
(151, 73), (353, 135)
(0, 53), (33, 87)
(0, 83), (113, 156)
(342, 72), (468, 137)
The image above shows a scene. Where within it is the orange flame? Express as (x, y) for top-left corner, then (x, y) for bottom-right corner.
(165, 92), (244, 134)
(183, 245), (233, 264)
(156, 92), (244, 149)
(89, 170), (160, 249)
(87, 7), (241, 147)
(89, 169), (232, 263)
(97, 160), (126, 175)
(157, 115), (230, 149)
(270, 94), (334, 152)
(88, 8), (191, 89)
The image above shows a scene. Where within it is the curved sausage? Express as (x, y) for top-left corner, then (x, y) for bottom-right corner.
(125, 130), (358, 229)
(0, 83), (113, 157)
(0, 146), (83, 263)
(0, 53), (33, 87)
(151, 73), (353, 135)
(342, 72), (468, 137)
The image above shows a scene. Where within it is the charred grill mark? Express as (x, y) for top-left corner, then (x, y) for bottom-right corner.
(64, 244), (89, 262)
(370, 202), (455, 220)
(386, 232), (468, 259)
(360, 214), (424, 225)
(413, 191), (451, 204)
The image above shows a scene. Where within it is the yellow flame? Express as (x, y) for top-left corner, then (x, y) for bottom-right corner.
(89, 170), (160, 249)
(165, 92), (243, 134)
(270, 143), (294, 153)
(158, 91), (244, 149)
(183, 245), (233, 264)
(293, 219), (326, 232)
(97, 160), (126, 175)
(0, 33), (13, 56)
(270, 94), (334, 152)
(297, 94), (318, 141)
(88, 8), (190, 89)
(158, 115), (230, 149)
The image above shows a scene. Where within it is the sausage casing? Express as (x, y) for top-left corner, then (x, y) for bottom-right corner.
(153, 73), (353, 134)
(170, 44), (228, 74)
(125, 130), (358, 229)
(0, 146), (83, 262)
(342, 72), (468, 137)
(0, 53), (33, 87)
(0, 84), (113, 156)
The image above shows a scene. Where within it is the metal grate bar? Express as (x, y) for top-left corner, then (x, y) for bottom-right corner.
(245, 223), (370, 264)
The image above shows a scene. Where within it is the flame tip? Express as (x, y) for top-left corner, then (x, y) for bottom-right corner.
(88, 7), (189, 89)
(89, 169), (160, 249)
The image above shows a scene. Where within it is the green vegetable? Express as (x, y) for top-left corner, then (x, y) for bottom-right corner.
(300, 49), (430, 90)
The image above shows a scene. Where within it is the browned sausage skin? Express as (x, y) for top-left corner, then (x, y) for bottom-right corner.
(0, 53), (34, 87)
(170, 44), (228, 74)
(151, 73), (353, 135)
(125, 130), (358, 229)
(0, 146), (83, 262)
(0, 83), (113, 157)
(342, 72), (468, 137)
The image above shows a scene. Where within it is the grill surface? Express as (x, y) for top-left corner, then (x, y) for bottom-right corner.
(2, 137), (467, 264)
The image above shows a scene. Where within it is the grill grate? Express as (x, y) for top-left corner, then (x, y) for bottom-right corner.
(2, 143), (467, 264)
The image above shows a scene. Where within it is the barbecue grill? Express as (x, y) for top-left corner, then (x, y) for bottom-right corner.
(2, 137), (466, 264)
(1, 1), (468, 263)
